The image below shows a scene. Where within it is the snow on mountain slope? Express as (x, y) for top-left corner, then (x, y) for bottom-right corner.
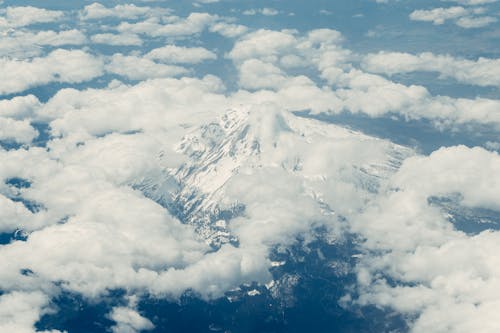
(140, 104), (414, 247)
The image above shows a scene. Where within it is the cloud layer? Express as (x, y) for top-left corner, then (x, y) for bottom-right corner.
(0, 1), (499, 332)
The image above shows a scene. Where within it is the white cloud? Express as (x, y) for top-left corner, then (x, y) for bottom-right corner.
(0, 73), (412, 329)
(409, 6), (497, 28)
(0, 6), (64, 29)
(80, 2), (166, 20)
(485, 141), (500, 150)
(225, 29), (500, 129)
(0, 4), (498, 331)
(242, 70), (500, 129)
(242, 9), (256, 15)
(307, 28), (344, 44)
(209, 22), (248, 37)
(227, 28), (345, 72)
(0, 49), (104, 95)
(238, 59), (287, 89)
(194, 0), (220, 5)
(362, 51), (500, 87)
(392, 146), (500, 210)
(114, 17), (165, 36)
(0, 193), (40, 233)
(0, 95), (41, 120)
(19, 29), (87, 47)
(0, 291), (62, 333)
(105, 54), (188, 80)
(117, 13), (217, 37)
(39, 76), (227, 137)
(242, 8), (280, 16)
(261, 8), (279, 16)
(0, 117), (38, 144)
(0, 185), (211, 297)
(91, 33), (143, 46)
(160, 12), (218, 36)
(350, 146), (500, 332)
(112, 11), (245, 39)
(456, 14), (498, 27)
(443, 0), (498, 5)
(410, 6), (468, 24)
(228, 29), (297, 62)
(109, 307), (154, 333)
(0, 30), (87, 58)
(145, 45), (216, 64)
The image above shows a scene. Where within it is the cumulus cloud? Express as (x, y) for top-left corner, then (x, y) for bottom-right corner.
(0, 6), (64, 29)
(0, 30), (87, 58)
(226, 29), (500, 129)
(455, 14), (498, 27)
(105, 54), (188, 80)
(238, 59), (287, 89)
(117, 12), (217, 37)
(349, 146), (500, 332)
(443, 0), (498, 5)
(80, 2), (167, 20)
(199, 0), (220, 3)
(38, 75), (227, 136)
(0, 72), (411, 327)
(209, 22), (248, 37)
(1, 2), (499, 332)
(228, 29), (500, 129)
(109, 306), (154, 333)
(0, 291), (62, 333)
(485, 141), (500, 150)
(0, 95), (41, 120)
(0, 193), (40, 233)
(409, 6), (497, 28)
(0, 49), (104, 95)
(227, 28), (345, 72)
(410, 6), (469, 24)
(228, 29), (298, 62)
(109, 10), (245, 40)
(145, 45), (216, 64)
(242, 8), (280, 16)
(0, 117), (38, 144)
(91, 33), (143, 46)
(362, 51), (500, 87)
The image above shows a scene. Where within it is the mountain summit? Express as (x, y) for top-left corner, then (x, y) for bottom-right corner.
(140, 106), (413, 247)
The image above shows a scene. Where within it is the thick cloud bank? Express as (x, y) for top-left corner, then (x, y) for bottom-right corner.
(0, 1), (499, 332)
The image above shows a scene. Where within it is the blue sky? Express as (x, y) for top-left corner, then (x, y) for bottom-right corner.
(0, 1), (500, 332)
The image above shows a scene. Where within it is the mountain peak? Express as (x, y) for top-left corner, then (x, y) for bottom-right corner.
(137, 107), (413, 247)
(178, 105), (293, 160)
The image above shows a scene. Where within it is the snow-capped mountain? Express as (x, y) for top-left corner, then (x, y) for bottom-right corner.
(139, 106), (414, 247)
